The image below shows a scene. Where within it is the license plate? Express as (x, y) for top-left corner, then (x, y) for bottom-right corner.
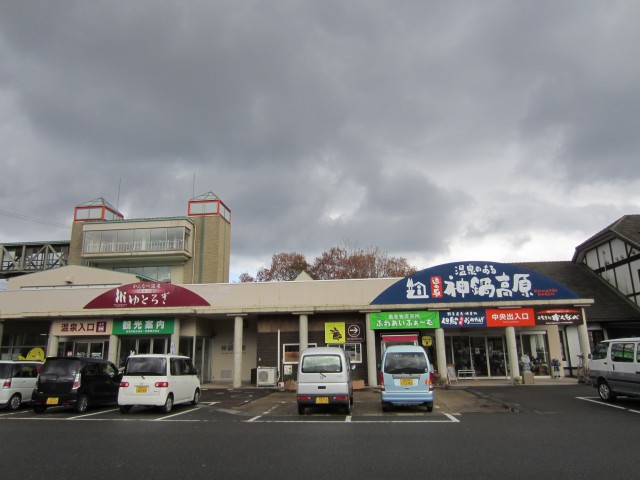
(135, 386), (148, 394)
(315, 397), (329, 404)
(46, 397), (59, 405)
(400, 378), (414, 386)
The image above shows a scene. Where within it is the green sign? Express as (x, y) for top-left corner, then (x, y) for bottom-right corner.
(113, 318), (174, 335)
(370, 311), (439, 330)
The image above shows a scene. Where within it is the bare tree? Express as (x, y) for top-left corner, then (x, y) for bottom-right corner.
(239, 243), (417, 282)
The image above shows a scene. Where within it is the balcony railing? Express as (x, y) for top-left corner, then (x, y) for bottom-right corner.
(83, 240), (185, 254)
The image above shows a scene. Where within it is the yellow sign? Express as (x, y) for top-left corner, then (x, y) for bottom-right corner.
(325, 322), (346, 344)
(422, 336), (433, 347)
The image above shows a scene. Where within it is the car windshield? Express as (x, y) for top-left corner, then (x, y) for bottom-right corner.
(41, 359), (82, 377)
(0, 364), (11, 378)
(125, 357), (167, 376)
(301, 354), (342, 373)
(384, 352), (428, 374)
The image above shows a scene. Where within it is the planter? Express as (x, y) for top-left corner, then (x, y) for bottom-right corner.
(351, 379), (365, 390)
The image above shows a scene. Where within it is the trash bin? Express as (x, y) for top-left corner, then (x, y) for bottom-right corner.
(523, 371), (535, 384)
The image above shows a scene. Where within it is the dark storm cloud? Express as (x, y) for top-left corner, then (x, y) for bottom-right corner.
(1, 1), (639, 278)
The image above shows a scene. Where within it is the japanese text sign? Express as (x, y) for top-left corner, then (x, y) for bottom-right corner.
(113, 318), (174, 335)
(85, 282), (210, 309)
(371, 261), (579, 305)
(370, 311), (440, 330)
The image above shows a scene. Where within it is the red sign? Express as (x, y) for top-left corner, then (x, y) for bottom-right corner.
(84, 283), (210, 309)
(486, 308), (535, 327)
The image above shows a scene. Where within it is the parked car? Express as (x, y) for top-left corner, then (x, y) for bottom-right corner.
(588, 337), (640, 401)
(32, 357), (122, 413)
(296, 347), (354, 415)
(0, 360), (43, 410)
(118, 354), (201, 413)
(380, 345), (434, 412)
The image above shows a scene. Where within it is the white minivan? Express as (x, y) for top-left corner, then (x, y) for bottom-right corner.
(0, 360), (42, 410)
(118, 354), (200, 413)
(296, 347), (354, 415)
(589, 337), (640, 402)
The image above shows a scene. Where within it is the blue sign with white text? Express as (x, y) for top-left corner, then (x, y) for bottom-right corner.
(371, 261), (579, 305)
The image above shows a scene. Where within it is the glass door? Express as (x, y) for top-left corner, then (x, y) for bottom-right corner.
(451, 336), (472, 372)
(75, 342), (89, 358)
(152, 338), (167, 354)
(470, 337), (487, 376)
(487, 336), (507, 377)
(137, 338), (151, 354)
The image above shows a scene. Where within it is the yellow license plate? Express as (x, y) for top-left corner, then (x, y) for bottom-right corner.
(315, 397), (329, 404)
(400, 379), (414, 386)
(46, 397), (59, 405)
(135, 386), (148, 394)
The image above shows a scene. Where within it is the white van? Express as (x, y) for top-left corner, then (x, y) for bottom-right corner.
(296, 347), (354, 415)
(0, 360), (42, 410)
(588, 337), (640, 401)
(118, 354), (200, 413)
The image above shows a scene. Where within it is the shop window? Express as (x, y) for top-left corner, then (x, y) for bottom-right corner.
(282, 343), (317, 364)
(328, 343), (362, 363)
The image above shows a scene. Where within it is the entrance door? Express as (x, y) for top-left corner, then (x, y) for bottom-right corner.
(470, 337), (487, 376)
(487, 336), (507, 377)
(137, 338), (151, 354)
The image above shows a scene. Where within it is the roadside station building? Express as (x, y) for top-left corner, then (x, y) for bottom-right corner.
(0, 260), (594, 387)
(2, 195), (639, 387)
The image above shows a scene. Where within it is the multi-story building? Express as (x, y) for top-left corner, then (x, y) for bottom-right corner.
(68, 192), (230, 284)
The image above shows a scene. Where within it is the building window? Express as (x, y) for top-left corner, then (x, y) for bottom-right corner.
(328, 343), (363, 363)
(282, 343), (317, 364)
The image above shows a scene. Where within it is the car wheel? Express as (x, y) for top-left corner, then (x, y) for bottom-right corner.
(119, 405), (132, 413)
(74, 394), (89, 413)
(8, 393), (22, 411)
(298, 404), (305, 415)
(160, 394), (174, 413)
(191, 389), (200, 406)
(598, 380), (616, 402)
(33, 405), (46, 414)
(381, 401), (390, 412)
(425, 402), (434, 413)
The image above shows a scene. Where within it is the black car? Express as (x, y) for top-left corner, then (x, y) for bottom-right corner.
(32, 357), (122, 413)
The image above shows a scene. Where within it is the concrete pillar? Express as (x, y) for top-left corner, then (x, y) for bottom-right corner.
(505, 326), (520, 383)
(47, 335), (59, 358)
(170, 318), (181, 355)
(233, 316), (244, 388)
(108, 335), (118, 364)
(435, 328), (447, 379)
(577, 309), (591, 358)
(366, 313), (378, 387)
(298, 314), (309, 353)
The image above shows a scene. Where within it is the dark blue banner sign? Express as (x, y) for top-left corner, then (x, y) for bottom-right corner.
(371, 261), (579, 305)
(440, 310), (486, 328)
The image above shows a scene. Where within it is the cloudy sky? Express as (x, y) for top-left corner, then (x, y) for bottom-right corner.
(2, 0), (639, 282)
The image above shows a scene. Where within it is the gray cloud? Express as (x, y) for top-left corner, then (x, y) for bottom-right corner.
(1, 1), (639, 279)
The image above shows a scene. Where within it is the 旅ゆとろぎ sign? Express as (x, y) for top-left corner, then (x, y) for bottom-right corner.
(84, 282), (210, 309)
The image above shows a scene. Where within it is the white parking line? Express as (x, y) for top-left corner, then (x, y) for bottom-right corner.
(155, 407), (200, 421)
(577, 396), (640, 414)
(69, 408), (119, 420)
(245, 412), (461, 424)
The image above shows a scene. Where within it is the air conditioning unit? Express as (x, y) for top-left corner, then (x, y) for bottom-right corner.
(256, 367), (278, 387)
